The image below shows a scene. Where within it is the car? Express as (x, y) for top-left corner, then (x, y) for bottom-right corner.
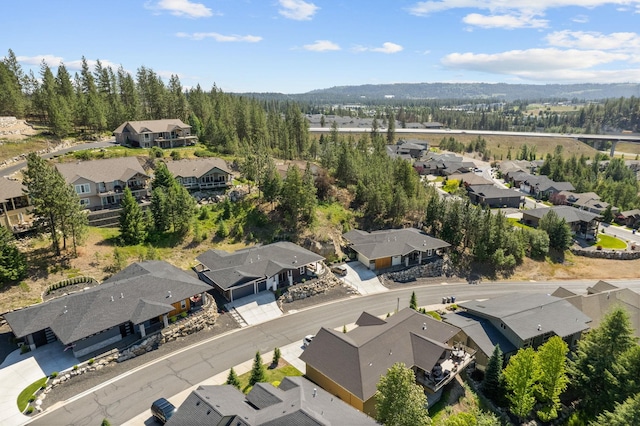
(331, 264), (348, 276)
(302, 335), (315, 348)
(151, 397), (177, 424)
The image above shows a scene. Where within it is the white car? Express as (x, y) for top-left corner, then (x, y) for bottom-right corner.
(302, 335), (315, 348)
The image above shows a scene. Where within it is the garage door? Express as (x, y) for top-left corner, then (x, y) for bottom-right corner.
(257, 280), (267, 292)
(231, 283), (255, 301)
(375, 257), (392, 270)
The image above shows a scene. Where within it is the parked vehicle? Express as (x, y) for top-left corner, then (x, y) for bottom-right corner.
(151, 398), (177, 424)
(331, 264), (348, 276)
(303, 335), (315, 348)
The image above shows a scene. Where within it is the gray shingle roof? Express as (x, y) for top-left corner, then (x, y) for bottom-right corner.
(3, 261), (210, 344)
(165, 158), (232, 179)
(524, 175), (575, 192)
(55, 157), (148, 185)
(459, 293), (591, 342)
(166, 377), (377, 426)
(299, 308), (459, 401)
(113, 119), (191, 134)
(442, 311), (517, 357)
(0, 177), (25, 202)
(196, 242), (324, 290)
(523, 206), (600, 223)
(343, 228), (449, 260)
(467, 185), (522, 199)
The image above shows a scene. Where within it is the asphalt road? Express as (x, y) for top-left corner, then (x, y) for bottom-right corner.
(600, 222), (640, 245)
(0, 140), (117, 176)
(29, 279), (640, 426)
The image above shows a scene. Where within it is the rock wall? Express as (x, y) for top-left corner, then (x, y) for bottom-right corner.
(279, 273), (355, 304)
(384, 260), (444, 283)
(570, 248), (640, 260)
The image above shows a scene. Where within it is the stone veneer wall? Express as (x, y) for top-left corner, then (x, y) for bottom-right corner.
(570, 247), (640, 260)
(384, 259), (444, 283)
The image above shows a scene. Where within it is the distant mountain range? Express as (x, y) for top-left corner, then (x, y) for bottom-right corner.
(237, 83), (640, 103)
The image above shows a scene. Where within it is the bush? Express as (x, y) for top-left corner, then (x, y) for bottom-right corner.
(28, 396), (35, 402)
(180, 311), (188, 318)
(73, 365), (78, 370)
(170, 150), (181, 160)
(597, 245), (603, 250)
(26, 407), (34, 414)
(170, 316), (177, 323)
(194, 149), (214, 157)
(149, 147), (163, 158)
(50, 372), (58, 378)
(20, 344), (30, 354)
(88, 358), (95, 365)
(272, 347), (281, 366)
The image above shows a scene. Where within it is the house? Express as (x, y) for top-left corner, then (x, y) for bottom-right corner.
(3, 261), (209, 358)
(165, 158), (233, 190)
(615, 209), (640, 228)
(194, 242), (324, 302)
(166, 376), (377, 426)
(300, 308), (474, 416)
(443, 293), (591, 368)
(521, 175), (575, 199)
(521, 206), (600, 239)
(447, 172), (493, 187)
(0, 176), (33, 234)
(504, 170), (532, 188)
(343, 228), (450, 271)
(555, 191), (618, 215)
(55, 157), (150, 210)
(413, 153), (475, 176)
(386, 139), (429, 160)
(466, 185), (523, 208)
(113, 119), (197, 148)
(552, 282), (640, 339)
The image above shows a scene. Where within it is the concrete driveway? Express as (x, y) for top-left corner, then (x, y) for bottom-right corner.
(0, 341), (77, 426)
(340, 262), (388, 295)
(226, 292), (282, 326)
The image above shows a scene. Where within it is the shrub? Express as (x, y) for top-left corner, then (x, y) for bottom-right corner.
(272, 347), (281, 366)
(50, 372), (58, 378)
(170, 150), (181, 160)
(28, 396), (35, 402)
(180, 311), (188, 318)
(26, 407), (34, 414)
(73, 365), (78, 370)
(149, 147), (163, 158)
(597, 245), (603, 250)
(88, 358), (95, 365)
(170, 316), (177, 323)
(21, 345), (31, 354)
(101, 419), (111, 426)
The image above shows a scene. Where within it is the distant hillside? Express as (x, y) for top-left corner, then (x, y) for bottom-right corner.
(237, 83), (640, 103)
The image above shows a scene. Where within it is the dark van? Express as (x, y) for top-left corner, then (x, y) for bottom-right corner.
(151, 398), (177, 424)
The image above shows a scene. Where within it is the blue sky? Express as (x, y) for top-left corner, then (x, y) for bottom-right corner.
(3, 0), (640, 93)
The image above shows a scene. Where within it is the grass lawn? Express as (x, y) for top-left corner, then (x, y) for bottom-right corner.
(17, 377), (47, 412)
(507, 218), (532, 229)
(597, 234), (627, 249)
(237, 364), (303, 394)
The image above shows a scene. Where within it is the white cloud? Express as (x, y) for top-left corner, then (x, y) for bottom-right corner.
(572, 14), (589, 23)
(302, 40), (340, 51)
(278, 0), (319, 20)
(546, 30), (640, 51)
(408, 0), (640, 16)
(353, 42), (404, 54)
(16, 55), (64, 67)
(462, 13), (548, 29)
(176, 32), (262, 42)
(145, 0), (214, 18)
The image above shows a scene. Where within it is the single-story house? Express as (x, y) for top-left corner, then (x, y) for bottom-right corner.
(553, 281), (640, 339)
(615, 209), (640, 228)
(3, 261), (209, 358)
(166, 376), (377, 426)
(413, 153), (475, 176)
(556, 191), (618, 215)
(114, 119), (197, 148)
(56, 157), (150, 210)
(165, 158), (233, 190)
(443, 293), (591, 368)
(343, 228), (450, 271)
(386, 139), (429, 159)
(521, 206), (600, 239)
(467, 185), (523, 208)
(194, 242), (324, 302)
(504, 170), (532, 188)
(521, 175), (575, 199)
(0, 176), (33, 234)
(300, 308), (474, 416)
(447, 172), (493, 187)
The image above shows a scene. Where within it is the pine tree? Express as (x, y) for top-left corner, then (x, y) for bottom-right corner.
(272, 347), (281, 367)
(226, 367), (241, 389)
(119, 187), (147, 245)
(410, 291), (418, 310)
(591, 393), (640, 426)
(0, 226), (28, 284)
(249, 351), (266, 386)
(482, 345), (506, 406)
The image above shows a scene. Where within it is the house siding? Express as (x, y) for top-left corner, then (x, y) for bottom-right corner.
(73, 326), (122, 358)
(305, 365), (365, 412)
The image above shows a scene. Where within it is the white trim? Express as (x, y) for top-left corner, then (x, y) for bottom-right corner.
(75, 183), (91, 194)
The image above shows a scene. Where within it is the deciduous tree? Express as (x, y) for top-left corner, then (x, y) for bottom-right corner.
(503, 347), (540, 421)
(375, 362), (431, 426)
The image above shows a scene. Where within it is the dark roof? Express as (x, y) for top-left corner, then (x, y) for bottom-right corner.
(196, 242), (324, 290)
(3, 261), (209, 344)
(442, 311), (517, 356)
(0, 176), (25, 202)
(524, 175), (575, 192)
(459, 294), (591, 342)
(448, 173), (493, 187)
(300, 308), (459, 401)
(522, 206), (600, 223)
(343, 228), (449, 260)
(165, 157), (232, 178)
(55, 157), (149, 185)
(467, 185), (522, 200)
(165, 376), (377, 426)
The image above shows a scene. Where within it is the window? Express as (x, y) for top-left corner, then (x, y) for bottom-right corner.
(75, 183), (90, 194)
(143, 133), (150, 141)
(79, 198), (90, 207)
(180, 300), (187, 310)
(299, 266), (305, 274)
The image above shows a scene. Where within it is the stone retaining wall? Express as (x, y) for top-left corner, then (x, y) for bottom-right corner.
(278, 273), (356, 305)
(570, 247), (640, 260)
(384, 260), (444, 283)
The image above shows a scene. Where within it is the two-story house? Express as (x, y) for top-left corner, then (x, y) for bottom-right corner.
(165, 158), (233, 190)
(113, 119), (197, 148)
(0, 176), (33, 234)
(55, 157), (150, 210)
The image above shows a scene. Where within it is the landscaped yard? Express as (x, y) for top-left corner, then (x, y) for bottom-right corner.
(237, 363), (303, 393)
(17, 376), (47, 412)
(596, 234), (627, 249)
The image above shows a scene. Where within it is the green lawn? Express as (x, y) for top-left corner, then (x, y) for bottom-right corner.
(17, 377), (47, 412)
(507, 218), (532, 229)
(597, 234), (627, 249)
(237, 364), (303, 394)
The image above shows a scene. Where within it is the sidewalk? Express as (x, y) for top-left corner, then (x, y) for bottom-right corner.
(0, 341), (78, 426)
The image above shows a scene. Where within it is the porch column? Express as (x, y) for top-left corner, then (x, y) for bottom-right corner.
(162, 315), (169, 328)
(26, 334), (36, 351)
(405, 257), (409, 267)
(288, 270), (293, 286)
(139, 323), (146, 338)
(418, 251), (423, 264)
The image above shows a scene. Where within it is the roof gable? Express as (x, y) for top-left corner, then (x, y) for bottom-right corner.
(343, 228), (449, 260)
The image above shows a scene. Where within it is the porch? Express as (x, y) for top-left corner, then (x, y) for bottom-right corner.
(415, 344), (476, 393)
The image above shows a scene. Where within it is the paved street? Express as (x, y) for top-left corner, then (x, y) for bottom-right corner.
(599, 222), (640, 245)
(27, 279), (640, 426)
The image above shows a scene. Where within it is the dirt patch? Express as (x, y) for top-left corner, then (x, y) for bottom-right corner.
(0, 119), (37, 140)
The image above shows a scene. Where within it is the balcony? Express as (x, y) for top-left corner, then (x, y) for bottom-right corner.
(416, 345), (476, 392)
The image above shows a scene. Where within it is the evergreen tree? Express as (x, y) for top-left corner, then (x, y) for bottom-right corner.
(538, 210), (572, 251)
(410, 291), (418, 310)
(59, 183), (88, 257)
(0, 226), (28, 284)
(119, 187), (147, 245)
(504, 347), (541, 421)
(226, 367), (241, 389)
(387, 111), (396, 144)
(150, 187), (169, 232)
(591, 393), (640, 426)
(249, 351), (266, 386)
(375, 362), (431, 426)
(272, 347), (281, 366)
(482, 345), (506, 405)
(151, 162), (174, 190)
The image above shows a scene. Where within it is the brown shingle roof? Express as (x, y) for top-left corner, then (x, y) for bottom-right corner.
(55, 157), (148, 185)
(113, 119), (191, 134)
(0, 177), (25, 202)
(165, 158), (232, 179)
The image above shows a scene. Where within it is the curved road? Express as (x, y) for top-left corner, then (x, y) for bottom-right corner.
(29, 279), (640, 426)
